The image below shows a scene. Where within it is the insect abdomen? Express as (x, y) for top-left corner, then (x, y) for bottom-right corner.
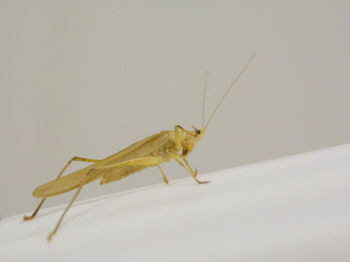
(33, 168), (101, 198)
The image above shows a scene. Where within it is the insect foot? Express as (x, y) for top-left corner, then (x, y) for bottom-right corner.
(194, 168), (210, 184)
(47, 232), (54, 242)
(22, 215), (34, 221)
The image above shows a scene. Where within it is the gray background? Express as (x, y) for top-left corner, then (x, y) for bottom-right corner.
(1, 1), (349, 218)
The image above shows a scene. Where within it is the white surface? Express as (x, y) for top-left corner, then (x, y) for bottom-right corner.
(1, 144), (350, 262)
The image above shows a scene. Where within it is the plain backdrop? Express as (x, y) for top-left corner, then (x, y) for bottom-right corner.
(1, 1), (349, 218)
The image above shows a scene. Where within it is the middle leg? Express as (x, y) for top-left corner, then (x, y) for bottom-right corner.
(157, 165), (169, 184)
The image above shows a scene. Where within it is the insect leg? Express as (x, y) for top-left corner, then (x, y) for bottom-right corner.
(172, 155), (209, 184)
(47, 157), (165, 240)
(172, 155), (191, 173)
(23, 156), (100, 221)
(182, 157), (209, 184)
(47, 186), (83, 241)
(57, 156), (101, 178)
(157, 165), (169, 184)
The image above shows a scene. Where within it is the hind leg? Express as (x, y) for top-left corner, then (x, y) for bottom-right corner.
(23, 156), (100, 221)
(47, 186), (83, 241)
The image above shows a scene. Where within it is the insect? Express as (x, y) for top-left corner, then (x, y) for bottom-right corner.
(23, 54), (255, 241)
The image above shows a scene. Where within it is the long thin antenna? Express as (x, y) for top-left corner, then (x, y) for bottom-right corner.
(204, 53), (256, 131)
(202, 71), (209, 129)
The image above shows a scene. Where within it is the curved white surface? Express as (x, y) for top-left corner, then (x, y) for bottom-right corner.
(1, 144), (350, 262)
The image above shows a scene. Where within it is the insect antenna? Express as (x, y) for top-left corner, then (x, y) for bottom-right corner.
(204, 53), (256, 131)
(202, 71), (209, 129)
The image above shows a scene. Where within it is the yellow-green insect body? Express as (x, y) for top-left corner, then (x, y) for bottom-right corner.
(33, 127), (203, 198)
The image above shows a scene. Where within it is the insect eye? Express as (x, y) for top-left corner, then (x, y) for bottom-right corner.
(196, 129), (201, 135)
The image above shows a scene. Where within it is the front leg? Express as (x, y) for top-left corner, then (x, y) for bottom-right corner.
(172, 154), (209, 184)
(182, 157), (210, 184)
